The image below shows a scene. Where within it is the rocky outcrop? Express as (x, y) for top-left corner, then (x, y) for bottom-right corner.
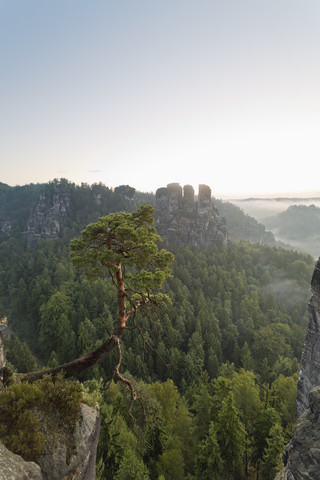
(1, 333), (99, 480)
(276, 386), (320, 480)
(155, 183), (228, 246)
(25, 188), (70, 245)
(114, 185), (136, 212)
(0, 330), (5, 387)
(37, 403), (100, 480)
(0, 221), (12, 236)
(0, 441), (43, 480)
(296, 258), (320, 418)
(0, 403), (100, 480)
(275, 258), (320, 479)
(215, 199), (276, 245)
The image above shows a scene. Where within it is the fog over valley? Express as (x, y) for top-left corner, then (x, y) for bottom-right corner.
(222, 196), (320, 258)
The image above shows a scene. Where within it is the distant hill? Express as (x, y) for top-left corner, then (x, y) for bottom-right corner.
(0, 179), (130, 245)
(263, 204), (320, 258)
(215, 198), (276, 246)
(5, 179), (319, 255)
(0, 179), (277, 249)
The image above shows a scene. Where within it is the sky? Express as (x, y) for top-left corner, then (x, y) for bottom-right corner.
(1, 0), (320, 197)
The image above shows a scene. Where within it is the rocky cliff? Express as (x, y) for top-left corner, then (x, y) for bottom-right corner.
(0, 403), (100, 480)
(0, 336), (100, 480)
(275, 257), (320, 479)
(155, 183), (228, 246)
(0, 179), (133, 245)
(296, 258), (320, 418)
(215, 198), (276, 246)
(25, 187), (70, 245)
(0, 441), (43, 480)
(276, 386), (320, 480)
(0, 330), (5, 387)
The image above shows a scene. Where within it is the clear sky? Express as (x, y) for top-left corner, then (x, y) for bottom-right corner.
(1, 0), (320, 197)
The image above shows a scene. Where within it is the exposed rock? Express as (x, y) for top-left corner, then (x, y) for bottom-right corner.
(275, 258), (320, 479)
(0, 221), (12, 236)
(215, 199), (276, 245)
(296, 258), (320, 418)
(276, 386), (320, 480)
(155, 183), (228, 246)
(114, 185), (136, 212)
(37, 403), (100, 480)
(0, 330), (5, 387)
(0, 440), (43, 480)
(0, 400), (99, 480)
(25, 187), (70, 245)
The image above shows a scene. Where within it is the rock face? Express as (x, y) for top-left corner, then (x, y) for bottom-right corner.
(0, 221), (12, 237)
(276, 386), (320, 480)
(0, 441), (43, 480)
(25, 188), (70, 245)
(37, 403), (100, 480)
(275, 258), (320, 480)
(0, 403), (100, 480)
(296, 258), (320, 418)
(215, 199), (276, 246)
(114, 185), (136, 212)
(155, 183), (228, 246)
(0, 330), (5, 387)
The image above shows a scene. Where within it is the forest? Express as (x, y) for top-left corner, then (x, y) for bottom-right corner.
(0, 180), (316, 479)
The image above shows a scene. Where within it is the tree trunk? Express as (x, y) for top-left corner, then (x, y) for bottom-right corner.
(20, 334), (119, 383)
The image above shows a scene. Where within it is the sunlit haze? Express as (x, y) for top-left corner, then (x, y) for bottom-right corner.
(1, 1), (320, 197)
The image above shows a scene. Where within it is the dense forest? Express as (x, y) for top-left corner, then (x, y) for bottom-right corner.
(0, 179), (316, 479)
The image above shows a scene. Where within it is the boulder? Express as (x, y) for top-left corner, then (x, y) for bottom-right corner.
(0, 403), (100, 480)
(0, 440), (43, 480)
(37, 403), (100, 480)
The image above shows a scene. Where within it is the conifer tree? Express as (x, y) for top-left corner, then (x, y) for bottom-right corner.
(16, 205), (174, 384)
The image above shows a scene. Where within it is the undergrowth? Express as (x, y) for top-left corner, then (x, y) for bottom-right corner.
(0, 373), (82, 461)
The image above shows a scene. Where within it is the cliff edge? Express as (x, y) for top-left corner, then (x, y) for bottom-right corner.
(276, 258), (320, 479)
(155, 183), (228, 246)
(296, 258), (320, 418)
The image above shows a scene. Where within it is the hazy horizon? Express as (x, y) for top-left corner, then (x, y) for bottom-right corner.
(2, 1), (320, 196)
(3, 177), (320, 204)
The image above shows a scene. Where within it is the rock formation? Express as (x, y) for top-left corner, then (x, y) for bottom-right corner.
(0, 403), (100, 480)
(275, 257), (320, 479)
(25, 188), (70, 245)
(114, 185), (136, 212)
(1, 328), (99, 480)
(36, 403), (100, 480)
(276, 386), (320, 480)
(155, 183), (228, 246)
(0, 330), (5, 387)
(215, 199), (276, 246)
(0, 441), (43, 480)
(296, 258), (320, 418)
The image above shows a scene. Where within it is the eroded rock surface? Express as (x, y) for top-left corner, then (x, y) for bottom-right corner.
(37, 403), (100, 480)
(0, 403), (100, 480)
(276, 386), (320, 480)
(275, 258), (320, 479)
(25, 188), (70, 245)
(296, 258), (320, 418)
(155, 183), (228, 246)
(0, 441), (43, 480)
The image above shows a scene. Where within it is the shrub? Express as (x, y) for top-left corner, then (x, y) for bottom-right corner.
(0, 373), (82, 461)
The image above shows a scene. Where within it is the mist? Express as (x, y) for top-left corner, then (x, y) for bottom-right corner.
(225, 196), (320, 259)
(228, 197), (320, 223)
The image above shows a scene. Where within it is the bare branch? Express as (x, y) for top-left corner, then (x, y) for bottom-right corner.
(99, 314), (112, 336)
